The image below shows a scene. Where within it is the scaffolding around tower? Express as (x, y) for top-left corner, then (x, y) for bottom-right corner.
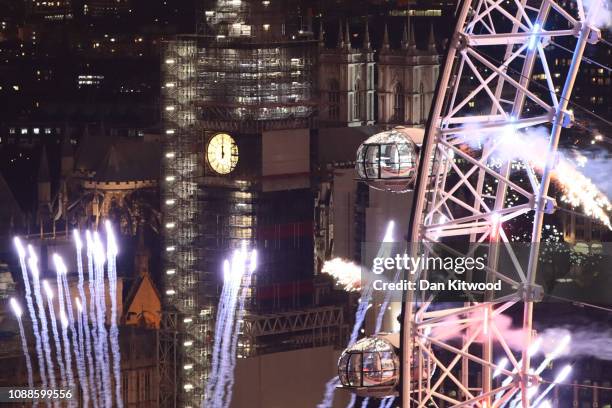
(160, 2), (318, 405)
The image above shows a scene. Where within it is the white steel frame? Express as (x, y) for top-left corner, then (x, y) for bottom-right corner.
(403, 0), (602, 407)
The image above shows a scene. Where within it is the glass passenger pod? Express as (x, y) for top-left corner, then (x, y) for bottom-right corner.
(356, 127), (420, 193)
(337, 333), (434, 398)
(337, 335), (399, 398)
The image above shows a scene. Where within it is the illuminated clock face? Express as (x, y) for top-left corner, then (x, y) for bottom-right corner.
(207, 133), (239, 175)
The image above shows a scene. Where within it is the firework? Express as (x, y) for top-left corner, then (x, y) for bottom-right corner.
(321, 258), (363, 292)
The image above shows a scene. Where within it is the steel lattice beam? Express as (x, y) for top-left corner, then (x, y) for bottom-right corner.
(403, 0), (603, 406)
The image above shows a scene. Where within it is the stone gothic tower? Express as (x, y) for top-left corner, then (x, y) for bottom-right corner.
(318, 20), (376, 127)
(378, 17), (440, 126)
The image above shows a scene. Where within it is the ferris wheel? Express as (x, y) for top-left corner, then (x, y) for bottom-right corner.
(403, 0), (604, 405)
(337, 0), (606, 406)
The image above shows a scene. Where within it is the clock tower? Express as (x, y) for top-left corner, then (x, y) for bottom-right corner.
(162, 1), (317, 404)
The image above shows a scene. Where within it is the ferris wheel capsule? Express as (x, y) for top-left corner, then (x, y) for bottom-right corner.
(355, 127), (422, 193)
(336, 332), (434, 398)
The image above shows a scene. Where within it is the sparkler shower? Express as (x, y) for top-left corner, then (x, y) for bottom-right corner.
(458, 126), (612, 228)
(204, 243), (258, 408)
(318, 221), (396, 408)
(9, 224), (123, 407)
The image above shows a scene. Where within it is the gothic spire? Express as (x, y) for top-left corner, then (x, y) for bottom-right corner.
(336, 19), (344, 48)
(428, 23), (437, 54)
(318, 21), (325, 46)
(344, 21), (351, 50)
(363, 18), (371, 50)
(401, 20), (409, 50)
(382, 23), (390, 51)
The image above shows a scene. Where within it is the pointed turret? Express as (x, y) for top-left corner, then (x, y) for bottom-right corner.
(336, 19), (344, 48)
(427, 24), (437, 54)
(318, 21), (325, 46)
(363, 19), (371, 50)
(60, 133), (74, 178)
(382, 23), (390, 52)
(344, 21), (351, 50)
(37, 145), (51, 185)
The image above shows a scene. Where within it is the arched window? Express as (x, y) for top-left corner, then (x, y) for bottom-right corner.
(329, 79), (340, 121)
(354, 79), (361, 120)
(420, 82), (426, 124)
(393, 83), (405, 122)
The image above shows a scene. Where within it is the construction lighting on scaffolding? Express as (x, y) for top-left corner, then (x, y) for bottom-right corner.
(165, 59), (175, 65)
(165, 106), (175, 111)
(183, 341), (193, 347)
(165, 199), (175, 205)
(183, 317), (193, 323)
(165, 129), (175, 135)
(166, 223), (176, 229)
(166, 269), (176, 275)
(165, 152), (175, 158)
(166, 246), (175, 252)
(165, 176), (175, 182)
(166, 289), (176, 295)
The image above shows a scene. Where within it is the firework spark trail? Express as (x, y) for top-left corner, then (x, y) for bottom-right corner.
(74, 231), (98, 406)
(93, 232), (112, 408)
(105, 221), (123, 408)
(555, 159), (612, 228)
(75, 297), (90, 408)
(319, 221), (396, 408)
(10, 298), (34, 388)
(75, 299), (85, 367)
(458, 127), (612, 228)
(322, 258), (363, 292)
(86, 231), (104, 405)
(223, 248), (257, 408)
(204, 259), (233, 405)
(531, 365), (572, 408)
(499, 334), (571, 408)
(496, 338), (542, 407)
(59, 256), (90, 407)
(27, 248), (57, 389)
(362, 266), (402, 408)
(350, 221), (395, 345)
(53, 255), (76, 390)
(14, 238), (47, 388)
(214, 248), (247, 406)
(42, 280), (67, 388)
